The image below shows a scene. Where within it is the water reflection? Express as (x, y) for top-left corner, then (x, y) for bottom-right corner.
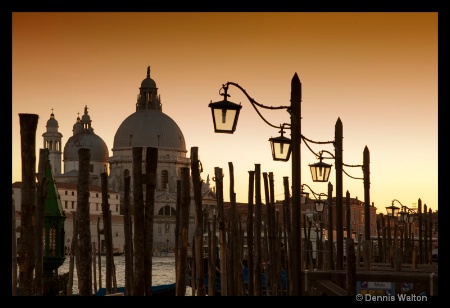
(59, 255), (192, 295)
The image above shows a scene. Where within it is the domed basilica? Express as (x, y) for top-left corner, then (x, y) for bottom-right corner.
(39, 66), (217, 252)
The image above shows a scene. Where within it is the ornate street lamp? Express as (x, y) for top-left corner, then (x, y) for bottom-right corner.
(301, 186), (310, 205)
(208, 85), (242, 133)
(386, 204), (400, 217)
(385, 203), (400, 247)
(398, 206), (408, 222)
(314, 198), (325, 213)
(269, 127), (292, 162)
(309, 155), (332, 183)
(208, 76), (303, 294)
(209, 83), (293, 162)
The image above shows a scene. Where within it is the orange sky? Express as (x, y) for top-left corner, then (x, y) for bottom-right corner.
(12, 12), (438, 213)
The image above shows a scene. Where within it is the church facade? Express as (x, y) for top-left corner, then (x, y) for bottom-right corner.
(13, 66), (217, 254)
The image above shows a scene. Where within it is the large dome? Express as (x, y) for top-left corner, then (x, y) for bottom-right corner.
(64, 133), (109, 162)
(113, 109), (186, 151)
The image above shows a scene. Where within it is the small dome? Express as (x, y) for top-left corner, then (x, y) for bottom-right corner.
(141, 66), (156, 89)
(47, 117), (58, 128)
(64, 132), (109, 162)
(113, 109), (186, 151)
(46, 112), (58, 128)
(81, 114), (90, 122)
(141, 77), (156, 89)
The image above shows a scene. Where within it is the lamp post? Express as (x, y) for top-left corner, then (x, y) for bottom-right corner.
(314, 198), (324, 269)
(308, 143), (371, 270)
(208, 74), (302, 294)
(392, 200), (422, 264)
(398, 206), (409, 259)
(385, 203), (400, 242)
(301, 184), (327, 269)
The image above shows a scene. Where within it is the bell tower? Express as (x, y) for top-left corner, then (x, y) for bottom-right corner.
(42, 109), (63, 175)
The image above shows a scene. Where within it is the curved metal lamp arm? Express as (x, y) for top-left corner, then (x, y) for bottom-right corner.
(222, 82), (291, 130)
(392, 199), (405, 208)
(223, 82), (368, 183)
(302, 183), (328, 200)
(342, 168), (364, 181)
(392, 199), (418, 216)
(301, 136), (334, 159)
(304, 140), (366, 181)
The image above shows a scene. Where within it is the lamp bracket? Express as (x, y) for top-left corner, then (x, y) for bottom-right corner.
(301, 133), (367, 182)
(342, 168), (364, 181)
(302, 183), (328, 200)
(223, 82), (290, 130)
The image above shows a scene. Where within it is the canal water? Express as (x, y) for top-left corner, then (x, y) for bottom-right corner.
(58, 255), (192, 295)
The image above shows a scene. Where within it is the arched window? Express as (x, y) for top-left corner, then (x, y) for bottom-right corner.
(158, 205), (176, 216)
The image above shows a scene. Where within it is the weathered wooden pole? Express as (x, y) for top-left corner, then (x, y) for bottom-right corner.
(262, 218), (270, 294)
(418, 198), (423, 264)
(429, 208), (433, 264)
(345, 238), (356, 296)
(345, 191), (351, 241)
(175, 180), (181, 286)
(363, 146), (371, 241)
(376, 216), (382, 263)
(246, 170), (255, 296)
(96, 217), (102, 290)
(191, 147), (205, 296)
(228, 162), (239, 296)
(34, 149), (48, 296)
(335, 118), (344, 271)
(382, 214), (388, 263)
(190, 236), (196, 295)
(363, 236), (371, 271)
(283, 176), (292, 295)
(207, 221), (213, 296)
(67, 211), (77, 295)
(215, 167), (228, 296)
(144, 147), (157, 296)
(262, 172), (272, 294)
(327, 182), (334, 270)
(207, 219), (216, 296)
(132, 147), (145, 295)
(253, 164), (262, 296)
(175, 167), (190, 296)
(92, 242), (97, 293)
(268, 172), (278, 296)
(238, 224), (245, 296)
(101, 171), (113, 294)
(423, 204), (428, 264)
(123, 174), (133, 295)
(18, 113), (38, 296)
(77, 148), (93, 295)
(12, 198), (18, 295)
(302, 214), (307, 270)
(290, 73), (302, 295)
(112, 264), (118, 293)
(275, 210), (284, 295)
(212, 217), (218, 295)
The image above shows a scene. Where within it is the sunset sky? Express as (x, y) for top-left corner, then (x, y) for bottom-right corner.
(11, 12), (438, 213)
